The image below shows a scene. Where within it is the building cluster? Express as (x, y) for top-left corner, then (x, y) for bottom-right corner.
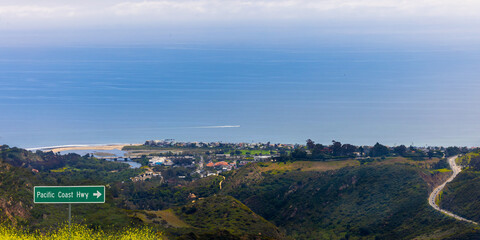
(130, 170), (162, 182)
(144, 139), (295, 150)
(148, 156), (195, 166)
(148, 156), (174, 166)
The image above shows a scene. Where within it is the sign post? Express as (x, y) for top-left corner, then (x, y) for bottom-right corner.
(34, 186), (105, 238)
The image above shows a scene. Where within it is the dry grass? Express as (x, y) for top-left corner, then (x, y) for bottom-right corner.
(371, 157), (443, 169)
(155, 209), (191, 228)
(132, 209), (190, 228)
(258, 160), (360, 173)
(257, 157), (443, 174)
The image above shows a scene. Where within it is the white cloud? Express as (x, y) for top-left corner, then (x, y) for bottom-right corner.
(0, 0), (479, 46)
(0, 5), (77, 18)
(0, 0), (479, 29)
(103, 0), (480, 24)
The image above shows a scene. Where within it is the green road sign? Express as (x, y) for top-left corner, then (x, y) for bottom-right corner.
(34, 186), (105, 204)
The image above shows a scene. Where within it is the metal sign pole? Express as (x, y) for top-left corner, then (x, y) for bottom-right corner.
(69, 203), (71, 239)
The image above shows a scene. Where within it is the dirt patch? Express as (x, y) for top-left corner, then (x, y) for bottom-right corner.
(419, 171), (452, 192)
(260, 160), (359, 173)
(0, 197), (30, 225)
(131, 209), (190, 228)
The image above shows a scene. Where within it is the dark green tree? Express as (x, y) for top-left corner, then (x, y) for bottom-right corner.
(394, 145), (407, 156)
(306, 139), (315, 150)
(370, 143), (390, 157)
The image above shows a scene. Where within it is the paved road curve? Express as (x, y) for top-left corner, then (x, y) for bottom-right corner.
(428, 155), (478, 224)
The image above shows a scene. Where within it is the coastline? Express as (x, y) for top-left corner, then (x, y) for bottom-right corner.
(27, 143), (142, 153)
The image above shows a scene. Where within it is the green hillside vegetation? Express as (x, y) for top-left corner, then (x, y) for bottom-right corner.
(132, 209), (191, 228)
(266, 156), (445, 172)
(130, 195), (284, 239)
(2, 144), (480, 239)
(441, 151), (480, 224)
(456, 151), (480, 166)
(227, 150), (274, 156)
(117, 175), (223, 211)
(0, 146), (146, 231)
(221, 163), (473, 239)
(174, 195), (284, 239)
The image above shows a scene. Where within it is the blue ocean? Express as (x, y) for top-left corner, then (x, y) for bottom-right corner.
(1, 45), (480, 148)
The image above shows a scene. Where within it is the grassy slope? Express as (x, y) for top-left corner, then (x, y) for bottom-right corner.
(174, 195), (284, 239)
(0, 157), (36, 225)
(222, 161), (472, 239)
(441, 170), (480, 222)
(131, 209), (191, 228)
(2, 146), (478, 239)
(440, 152), (480, 228)
(0, 147), (143, 231)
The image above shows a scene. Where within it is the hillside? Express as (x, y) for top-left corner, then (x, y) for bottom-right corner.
(0, 152), (37, 225)
(175, 195), (284, 239)
(0, 145), (143, 231)
(131, 195), (284, 239)
(440, 152), (480, 224)
(221, 162), (474, 239)
(2, 145), (480, 239)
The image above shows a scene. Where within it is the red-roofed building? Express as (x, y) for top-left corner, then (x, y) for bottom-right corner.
(214, 161), (229, 167)
(206, 162), (214, 167)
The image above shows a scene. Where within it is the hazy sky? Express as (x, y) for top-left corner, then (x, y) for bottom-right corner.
(1, 0), (480, 46)
(1, 0), (479, 26)
(1, 1), (480, 148)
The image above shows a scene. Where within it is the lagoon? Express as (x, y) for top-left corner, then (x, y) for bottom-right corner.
(58, 149), (141, 168)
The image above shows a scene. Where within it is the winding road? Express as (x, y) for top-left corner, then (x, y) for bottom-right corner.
(428, 155), (478, 224)
(219, 176), (225, 190)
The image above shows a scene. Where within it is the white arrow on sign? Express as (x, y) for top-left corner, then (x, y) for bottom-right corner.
(93, 190), (102, 198)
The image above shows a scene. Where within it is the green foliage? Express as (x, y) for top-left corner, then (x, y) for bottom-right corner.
(222, 165), (468, 239)
(446, 147), (462, 157)
(432, 158), (450, 170)
(0, 146), (144, 231)
(457, 151), (480, 169)
(1, 145), (479, 239)
(175, 195), (283, 239)
(370, 142), (390, 157)
(441, 169), (480, 222)
(132, 155), (149, 167)
(118, 175), (222, 211)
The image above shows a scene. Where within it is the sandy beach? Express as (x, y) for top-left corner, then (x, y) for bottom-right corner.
(38, 144), (141, 153)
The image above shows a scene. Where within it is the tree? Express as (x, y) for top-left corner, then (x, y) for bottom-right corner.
(427, 150), (434, 159)
(311, 144), (326, 160)
(332, 140), (342, 156)
(445, 147), (461, 157)
(394, 145), (407, 156)
(470, 156), (480, 170)
(341, 144), (357, 155)
(291, 148), (308, 159)
(370, 143), (390, 157)
(306, 139), (315, 150)
(358, 146), (365, 156)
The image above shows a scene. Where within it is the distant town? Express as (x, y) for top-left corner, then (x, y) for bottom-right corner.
(115, 139), (472, 184)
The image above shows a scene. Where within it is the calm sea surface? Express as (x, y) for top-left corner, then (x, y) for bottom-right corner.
(1, 45), (480, 147)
